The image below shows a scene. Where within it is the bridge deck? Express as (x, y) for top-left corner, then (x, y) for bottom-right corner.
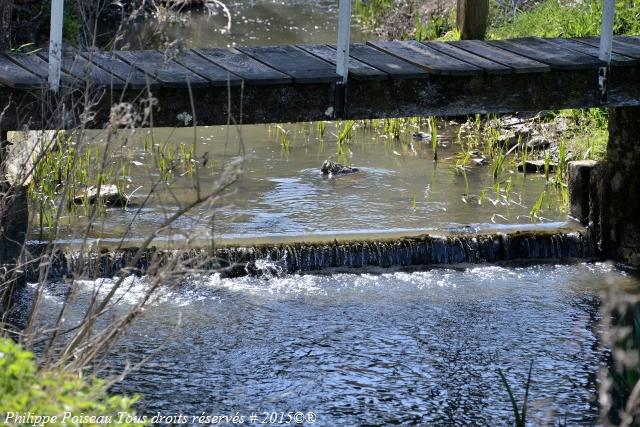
(0, 36), (639, 128)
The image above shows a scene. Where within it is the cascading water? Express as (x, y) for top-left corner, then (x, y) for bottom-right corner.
(24, 230), (593, 281)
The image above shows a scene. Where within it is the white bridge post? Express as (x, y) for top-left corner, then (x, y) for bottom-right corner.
(48, 0), (64, 92)
(336, 0), (352, 84)
(599, 0), (616, 62)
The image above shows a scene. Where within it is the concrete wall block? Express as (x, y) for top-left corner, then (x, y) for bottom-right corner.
(568, 160), (597, 226)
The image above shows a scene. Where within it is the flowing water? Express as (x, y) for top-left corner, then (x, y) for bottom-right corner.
(19, 2), (640, 425)
(19, 263), (640, 425)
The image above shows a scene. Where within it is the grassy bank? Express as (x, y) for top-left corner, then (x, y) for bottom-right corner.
(353, 0), (640, 164)
(488, 0), (640, 39)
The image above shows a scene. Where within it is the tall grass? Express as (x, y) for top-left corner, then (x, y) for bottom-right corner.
(489, 0), (640, 40)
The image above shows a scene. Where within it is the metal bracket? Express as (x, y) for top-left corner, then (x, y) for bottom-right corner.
(598, 66), (609, 105)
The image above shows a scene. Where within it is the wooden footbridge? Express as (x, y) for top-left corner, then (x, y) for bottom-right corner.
(0, 35), (639, 130)
(0, 0), (637, 129)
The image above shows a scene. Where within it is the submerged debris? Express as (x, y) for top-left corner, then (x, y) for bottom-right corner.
(321, 160), (359, 177)
(517, 160), (557, 173)
(73, 185), (127, 207)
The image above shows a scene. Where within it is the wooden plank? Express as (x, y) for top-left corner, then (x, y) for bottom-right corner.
(448, 40), (549, 73)
(368, 40), (482, 76)
(37, 51), (127, 89)
(617, 35), (640, 46)
(422, 41), (511, 74)
(80, 50), (159, 90)
(116, 50), (209, 89)
(347, 43), (428, 79)
(296, 44), (388, 81)
(489, 37), (605, 70)
(193, 48), (292, 85)
(576, 37), (640, 60)
(550, 38), (636, 67)
(173, 49), (242, 87)
(0, 55), (42, 89)
(7, 52), (78, 88)
(238, 45), (339, 84)
(6, 53), (51, 79)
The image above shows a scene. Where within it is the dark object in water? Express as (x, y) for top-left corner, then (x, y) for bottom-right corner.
(321, 160), (359, 176)
(412, 131), (432, 141)
(517, 160), (557, 173)
(73, 185), (127, 207)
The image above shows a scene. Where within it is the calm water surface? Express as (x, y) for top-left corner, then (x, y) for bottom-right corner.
(24, 263), (640, 425)
(39, 122), (570, 244)
(123, 0), (370, 49)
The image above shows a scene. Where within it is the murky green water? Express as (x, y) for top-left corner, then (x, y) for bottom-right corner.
(36, 121), (570, 244)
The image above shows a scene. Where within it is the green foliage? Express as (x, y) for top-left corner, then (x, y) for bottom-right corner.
(497, 361), (533, 427)
(489, 0), (640, 39)
(415, 8), (457, 41)
(559, 108), (609, 161)
(27, 132), (124, 236)
(0, 338), (144, 425)
(40, 0), (82, 45)
(429, 116), (438, 161)
(353, 0), (394, 27)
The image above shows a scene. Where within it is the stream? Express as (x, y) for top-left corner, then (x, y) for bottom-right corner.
(19, 1), (640, 425)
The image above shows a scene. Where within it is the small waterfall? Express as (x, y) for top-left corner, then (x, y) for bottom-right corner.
(23, 230), (594, 281)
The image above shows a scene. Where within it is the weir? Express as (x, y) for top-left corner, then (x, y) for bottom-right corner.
(23, 230), (594, 281)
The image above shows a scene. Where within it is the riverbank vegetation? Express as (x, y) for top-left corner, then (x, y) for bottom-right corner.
(353, 0), (640, 166)
(0, 338), (144, 426)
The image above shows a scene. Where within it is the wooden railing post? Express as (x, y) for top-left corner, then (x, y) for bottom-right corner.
(48, 0), (64, 92)
(456, 0), (489, 40)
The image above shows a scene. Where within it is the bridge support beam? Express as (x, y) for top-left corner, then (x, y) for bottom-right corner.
(590, 106), (640, 266)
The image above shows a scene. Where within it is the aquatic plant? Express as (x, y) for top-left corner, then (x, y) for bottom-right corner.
(316, 121), (327, 138)
(498, 360), (533, 427)
(383, 118), (403, 140)
(273, 125), (291, 150)
(519, 134), (527, 175)
(336, 120), (356, 145)
(544, 150), (551, 181)
(493, 152), (506, 179)
(429, 116), (438, 161)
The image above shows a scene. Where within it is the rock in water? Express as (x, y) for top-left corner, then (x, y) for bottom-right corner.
(321, 160), (359, 177)
(73, 185), (126, 207)
(517, 160), (557, 173)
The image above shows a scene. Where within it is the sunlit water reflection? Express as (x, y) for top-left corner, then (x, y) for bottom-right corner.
(21, 263), (640, 425)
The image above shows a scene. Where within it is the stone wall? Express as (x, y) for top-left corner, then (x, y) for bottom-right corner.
(569, 106), (640, 266)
